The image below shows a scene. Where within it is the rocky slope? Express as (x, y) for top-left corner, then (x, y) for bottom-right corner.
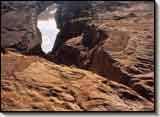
(1, 51), (153, 111)
(53, 1), (155, 102)
(1, 1), (155, 111)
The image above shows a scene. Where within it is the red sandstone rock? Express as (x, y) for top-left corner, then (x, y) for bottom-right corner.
(1, 52), (153, 111)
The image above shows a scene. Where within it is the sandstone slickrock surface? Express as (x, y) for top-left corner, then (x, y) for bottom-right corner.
(1, 52), (153, 111)
(1, 1), (155, 111)
(53, 1), (155, 103)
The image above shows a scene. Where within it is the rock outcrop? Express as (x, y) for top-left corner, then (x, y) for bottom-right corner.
(53, 1), (155, 102)
(52, 2), (93, 53)
(1, 1), (155, 111)
(1, 51), (153, 111)
(1, 1), (54, 54)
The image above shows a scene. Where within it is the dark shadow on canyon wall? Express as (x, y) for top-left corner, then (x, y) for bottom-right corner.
(1, 1), (155, 109)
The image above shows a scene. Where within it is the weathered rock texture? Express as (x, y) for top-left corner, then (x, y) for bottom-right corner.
(1, 1), (54, 53)
(53, 1), (155, 102)
(1, 52), (153, 111)
(1, 1), (155, 112)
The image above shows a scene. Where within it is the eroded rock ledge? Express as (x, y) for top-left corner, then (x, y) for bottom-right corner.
(52, 1), (154, 102)
(1, 51), (153, 111)
(1, 1), (155, 111)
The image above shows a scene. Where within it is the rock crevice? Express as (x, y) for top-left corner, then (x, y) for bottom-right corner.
(1, 1), (155, 111)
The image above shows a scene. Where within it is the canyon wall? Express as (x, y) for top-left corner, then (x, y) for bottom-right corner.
(53, 1), (155, 102)
(1, 1), (54, 54)
(1, 1), (155, 111)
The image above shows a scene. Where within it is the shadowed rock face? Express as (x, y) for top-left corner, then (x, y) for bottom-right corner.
(1, 1), (54, 54)
(53, 1), (154, 102)
(52, 2), (93, 53)
(1, 1), (155, 111)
